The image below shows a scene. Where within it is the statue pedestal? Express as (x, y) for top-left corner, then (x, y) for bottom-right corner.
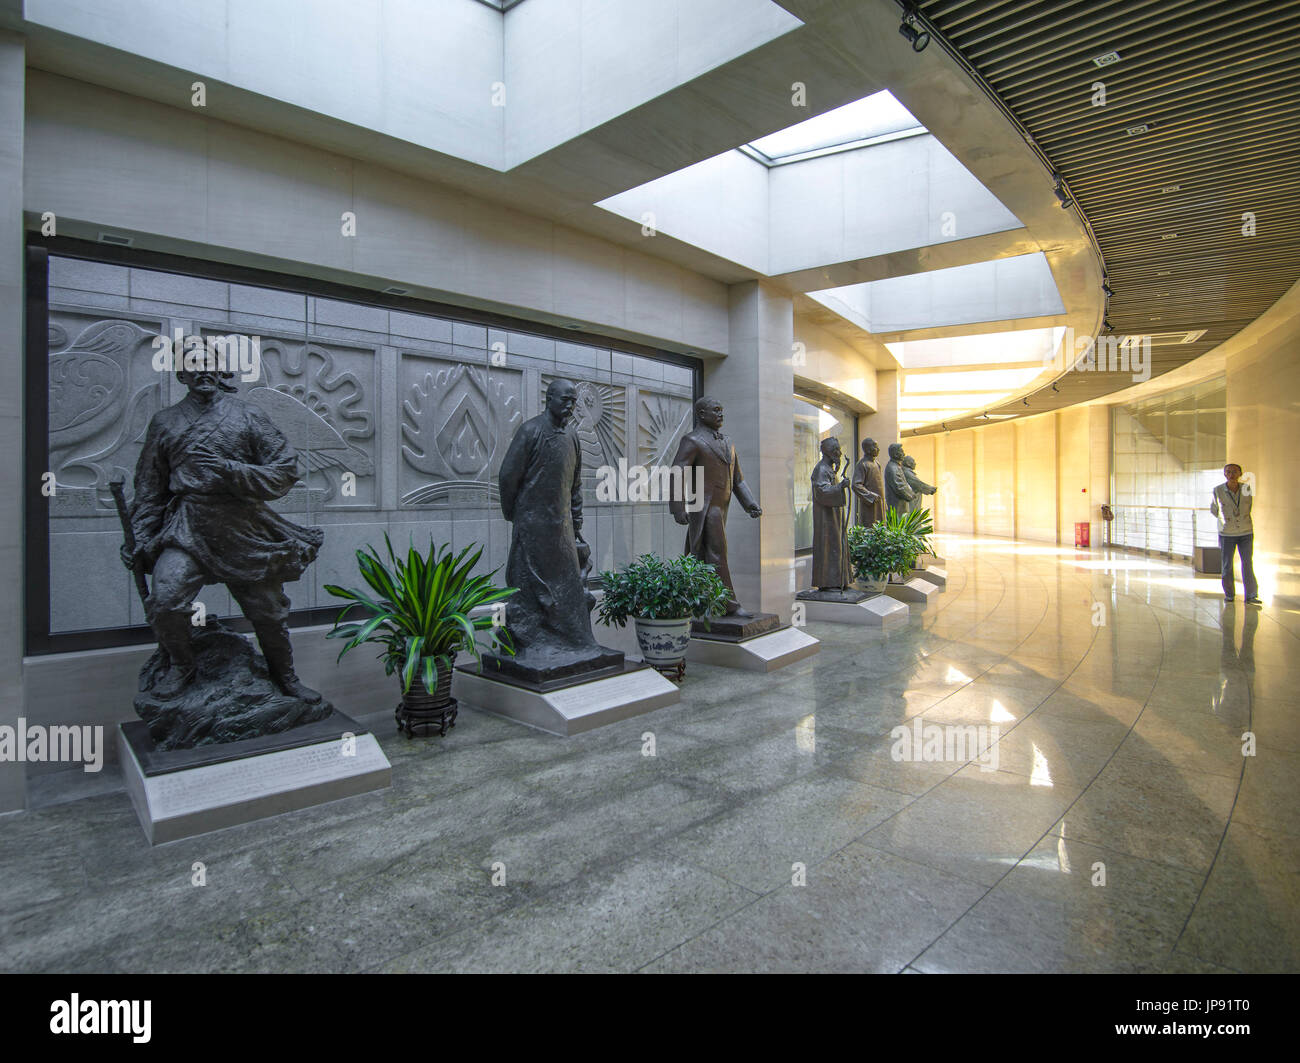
(795, 588), (869, 604)
(686, 624), (820, 672)
(800, 595), (910, 630)
(119, 711), (391, 845)
(884, 578), (941, 606)
(454, 661), (679, 737)
(912, 565), (948, 589)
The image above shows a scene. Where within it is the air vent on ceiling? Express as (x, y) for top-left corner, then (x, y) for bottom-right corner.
(98, 232), (134, 247)
(1091, 51), (1121, 68)
(1121, 330), (1207, 347)
(1124, 124), (1150, 136)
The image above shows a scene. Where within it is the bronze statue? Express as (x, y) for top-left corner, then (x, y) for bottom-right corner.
(122, 364), (323, 704)
(851, 437), (885, 527)
(488, 378), (621, 683)
(884, 442), (916, 514)
(809, 437), (852, 591)
(669, 396), (762, 617)
(901, 454), (936, 514)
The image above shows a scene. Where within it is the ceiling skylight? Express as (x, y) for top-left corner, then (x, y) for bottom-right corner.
(743, 90), (924, 164)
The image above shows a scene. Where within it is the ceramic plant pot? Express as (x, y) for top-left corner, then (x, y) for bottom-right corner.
(633, 616), (692, 678)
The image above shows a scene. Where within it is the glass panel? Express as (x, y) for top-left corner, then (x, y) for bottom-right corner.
(1109, 378), (1226, 556)
(792, 396), (855, 552)
(42, 254), (696, 643)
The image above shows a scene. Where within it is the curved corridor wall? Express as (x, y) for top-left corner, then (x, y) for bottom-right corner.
(906, 405), (1109, 547)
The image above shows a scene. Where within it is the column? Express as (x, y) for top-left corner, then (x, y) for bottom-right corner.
(703, 281), (794, 619)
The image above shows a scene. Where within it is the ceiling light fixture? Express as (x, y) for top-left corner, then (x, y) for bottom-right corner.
(1104, 318), (1115, 332)
(898, 7), (930, 52)
(1051, 382), (1059, 393)
(1052, 175), (1072, 209)
(1091, 51), (1121, 68)
(1102, 282), (1115, 298)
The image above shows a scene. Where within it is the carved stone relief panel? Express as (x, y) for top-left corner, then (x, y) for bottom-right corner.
(47, 309), (168, 518)
(399, 355), (523, 507)
(203, 328), (379, 510)
(540, 376), (627, 504)
(636, 390), (692, 469)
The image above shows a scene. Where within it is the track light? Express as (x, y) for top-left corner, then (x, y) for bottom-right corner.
(1052, 175), (1072, 209)
(1104, 318), (1114, 332)
(1051, 382), (1059, 393)
(898, 10), (930, 52)
(1023, 397), (1030, 406)
(1102, 282), (1115, 298)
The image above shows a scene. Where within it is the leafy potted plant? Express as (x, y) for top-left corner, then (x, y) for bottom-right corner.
(324, 534), (514, 737)
(896, 507), (934, 567)
(596, 554), (729, 680)
(849, 510), (924, 593)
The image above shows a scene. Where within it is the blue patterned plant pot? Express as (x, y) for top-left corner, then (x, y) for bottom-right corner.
(633, 616), (692, 674)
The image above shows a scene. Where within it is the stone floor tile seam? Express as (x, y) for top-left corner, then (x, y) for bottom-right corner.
(1170, 700), (1255, 954)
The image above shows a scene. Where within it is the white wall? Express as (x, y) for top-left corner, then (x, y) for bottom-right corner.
(24, 71), (731, 356)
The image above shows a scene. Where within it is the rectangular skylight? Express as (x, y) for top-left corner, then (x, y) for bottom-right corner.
(745, 90), (924, 163)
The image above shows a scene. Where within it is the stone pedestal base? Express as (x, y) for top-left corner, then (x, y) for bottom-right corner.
(690, 612), (781, 640)
(119, 713), (391, 845)
(911, 566), (948, 589)
(686, 626), (820, 672)
(796, 588), (869, 604)
(802, 595), (910, 630)
(477, 646), (625, 691)
(884, 578), (941, 605)
(454, 661), (679, 736)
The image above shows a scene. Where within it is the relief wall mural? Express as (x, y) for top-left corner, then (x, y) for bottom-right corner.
(42, 257), (696, 640)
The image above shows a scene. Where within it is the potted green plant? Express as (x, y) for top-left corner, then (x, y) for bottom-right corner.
(848, 510), (924, 593)
(896, 507), (934, 567)
(324, 534), (515, 737)
(596, 554), (729, 680)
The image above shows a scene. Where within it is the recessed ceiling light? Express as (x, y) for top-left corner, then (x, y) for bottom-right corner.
(1161, 184), (1181, 193)
(1156, 270), (1171, 275)
(1091, 51), (1121, 67)
(1125, 124), (1150, 136)
(1161, 233), (1178, 239)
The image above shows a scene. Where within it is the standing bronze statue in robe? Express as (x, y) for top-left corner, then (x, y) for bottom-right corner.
(851, 437), (886, 527)
(669, 396), (763, 617)
(122, 365), (324, 706)
(489, 378), (621, 684)
(902, 454), (937, 514)
(809, 437), (852, 591)
(884, 442), (916, 514)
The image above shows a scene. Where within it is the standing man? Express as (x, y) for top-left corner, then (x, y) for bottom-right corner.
(901, 454), (937, 515)
(123, 362), (324, 702)
(883, 443), (915, 515)
(1210, 463), (1260, 605)
(851, 438), (885, 528)
(669, 396), (763, 617)
(496, 378), (616, 674)
(809, 437), (852, 592)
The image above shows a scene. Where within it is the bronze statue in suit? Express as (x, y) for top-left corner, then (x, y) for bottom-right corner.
(669, 396), (762, 617)
(884, 442), (916, 514)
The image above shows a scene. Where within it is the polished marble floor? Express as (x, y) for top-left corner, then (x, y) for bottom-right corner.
(3, 535), (1298, 973)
